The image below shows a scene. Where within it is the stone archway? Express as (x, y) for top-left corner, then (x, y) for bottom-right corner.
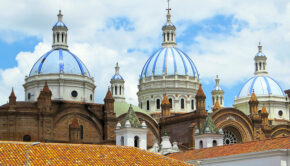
(212, 108), (254, 143)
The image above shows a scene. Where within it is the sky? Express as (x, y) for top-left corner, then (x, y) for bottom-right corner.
(0, 0), (289, 109)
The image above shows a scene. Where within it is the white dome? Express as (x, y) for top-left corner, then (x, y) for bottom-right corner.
(238, 76), (285, 98)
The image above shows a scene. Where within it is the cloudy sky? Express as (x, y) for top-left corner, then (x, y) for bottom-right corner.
(0, 0), (289, 109)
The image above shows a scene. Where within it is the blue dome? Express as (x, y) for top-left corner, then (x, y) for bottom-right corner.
(54, 21), (66, 27)
(111, 74), (124, 80)
(238, 76), (285, 98)
(29, 49), (90, 77)
(140, 47), (199, 78)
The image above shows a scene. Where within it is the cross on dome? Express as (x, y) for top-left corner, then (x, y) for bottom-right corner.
(162, 0), (176, 47)
(57, 10), (63, 22)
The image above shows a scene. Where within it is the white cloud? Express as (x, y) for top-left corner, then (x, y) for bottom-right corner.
(0, 0), (289, 105)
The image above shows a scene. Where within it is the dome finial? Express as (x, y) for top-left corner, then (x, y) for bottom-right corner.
(166, 0), (172, 24)
(115, 62), (120, 75)
(258, 42), (262, 53)
(215, 75), (220, 86)
(58, 10), (63, 22)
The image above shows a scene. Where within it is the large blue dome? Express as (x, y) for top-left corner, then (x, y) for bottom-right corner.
(29, 49), (90, 77)
(140, 47), (199, 78)
(238, 76), (285, 98)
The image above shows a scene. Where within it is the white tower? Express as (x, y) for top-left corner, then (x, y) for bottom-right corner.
(110, 63), (125, 102)
(115, 105), (147, 150)
(195, 116), (224, 149)
(211, 75), (224, 108)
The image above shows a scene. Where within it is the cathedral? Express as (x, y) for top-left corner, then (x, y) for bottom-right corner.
(0, 4), (289, 151)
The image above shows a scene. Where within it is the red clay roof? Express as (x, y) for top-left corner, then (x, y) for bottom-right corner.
(104, 89), (113, 100)
(168, 136), (290, 161)
(196, 84), (205, 97)
(0, 141), (192, 165)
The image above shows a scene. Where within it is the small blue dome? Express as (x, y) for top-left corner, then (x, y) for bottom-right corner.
(111, 74), (124, 80)
(140, 47), (199, 78)
(238, 76), (285, 98)
(29, 49), (90, 77)
(54, 21), (67, 27)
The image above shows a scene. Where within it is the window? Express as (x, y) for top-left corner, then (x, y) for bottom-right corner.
(62, 33), (64, 42)
(147, 100), (150, 110)
(220, 96), (223, 105)
(167, 32), (169, 41)
(171, 33), (173, 41)
(71, 90), (78, 97)
(119, 86), (122, 95)
(134, 136), (139, 148)
(121, 136), (124, 146)
(28, 93), (31, 100)
(156, 99), (160, 109)
(23, 135), (31, 142)
(255, 63), (258, 71)
(212, 96), (214, 105)
(80, 125), (83, 139)
(115, 86), (117, 95)
(259, 62), (262, 70)
(90, 94), (93, 101)
(199, 140), (203, 149)
(263, 62), (265, 70)
(278, 110), (283, 116)
(191, 99), (194, 110)
(163, 33), (165, 41)
(181, 98), (185, 109)
(169, 98), (172, 108)
(213, 140), (217, 147)
(57, 33), (59, 42)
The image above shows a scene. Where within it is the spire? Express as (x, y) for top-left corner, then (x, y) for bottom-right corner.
(162, 94), (170, 105)
(249, 90), (257, 102)
(121, 104), (141, 128)
(200, 116), (219, 134)
(261, 104), (268, 114)
(254, 42), (268, 76)
(115, 62), (120, 75)
(196, 84), (206, 97)
(104, 88), (114, 100)
(9, 88), (16, 98)
(212, 100), (221, 112)
(42, 82), (51, 93)
(9, 88), (16, 106)
(162, 0), (176, 47)
(52, 10), (68, 49)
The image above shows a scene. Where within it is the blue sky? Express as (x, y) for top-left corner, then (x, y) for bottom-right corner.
(0, 0), (289, 108)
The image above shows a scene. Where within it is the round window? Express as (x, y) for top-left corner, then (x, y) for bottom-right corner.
(71, 91), (78, 97)
(278, 110), (283, 116)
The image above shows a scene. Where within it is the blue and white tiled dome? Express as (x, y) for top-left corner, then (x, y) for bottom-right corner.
(111, 74), (123, 80)
(140, 47), (199, 78)
(29, 49), (90, 77)
(238, 76), (285, 98)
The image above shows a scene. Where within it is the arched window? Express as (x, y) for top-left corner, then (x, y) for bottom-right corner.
(80, 125), (83, 139)
(147, 100), (150, 110)
(263, 62), (265, 70)
(212, 96), (214, 105)
(57, 33), (59, 42)
(134, 136), (139, 148)
(191, 99), (194, 110)
(171, 33), (173, 41)
(169, 98), (172, 108)
(213, 140), (217, 147)
(156, 99), (160, 109)
(23, 135), (31, 142)
(199, 140), (203, 149)
(167, 32), (169, 41)
(181, 98), (185, 109)
(119, 85), (122, 95)
(121, 136), (124, 146)
(62, 33), (64, 42)
(163, 33), (165, 41)
(53, 33), (55, 43)
(220, 96), (223, 105)
(259, 62), (262, 70)
(115, 86), (117, 95)
(255, 63), (258, 71)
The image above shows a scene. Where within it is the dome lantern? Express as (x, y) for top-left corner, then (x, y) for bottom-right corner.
(254, 42), (268, 76)
(52, 10), (68, 50)
(162, 0), (176, 47)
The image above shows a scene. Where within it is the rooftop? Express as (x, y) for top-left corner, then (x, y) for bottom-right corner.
(0, 141), (192, 165)
(167, 136), (290, 161)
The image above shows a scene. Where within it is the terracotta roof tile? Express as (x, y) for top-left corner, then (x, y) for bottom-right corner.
(0, 142), (192, 165)
(168, 136), (290, 161)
